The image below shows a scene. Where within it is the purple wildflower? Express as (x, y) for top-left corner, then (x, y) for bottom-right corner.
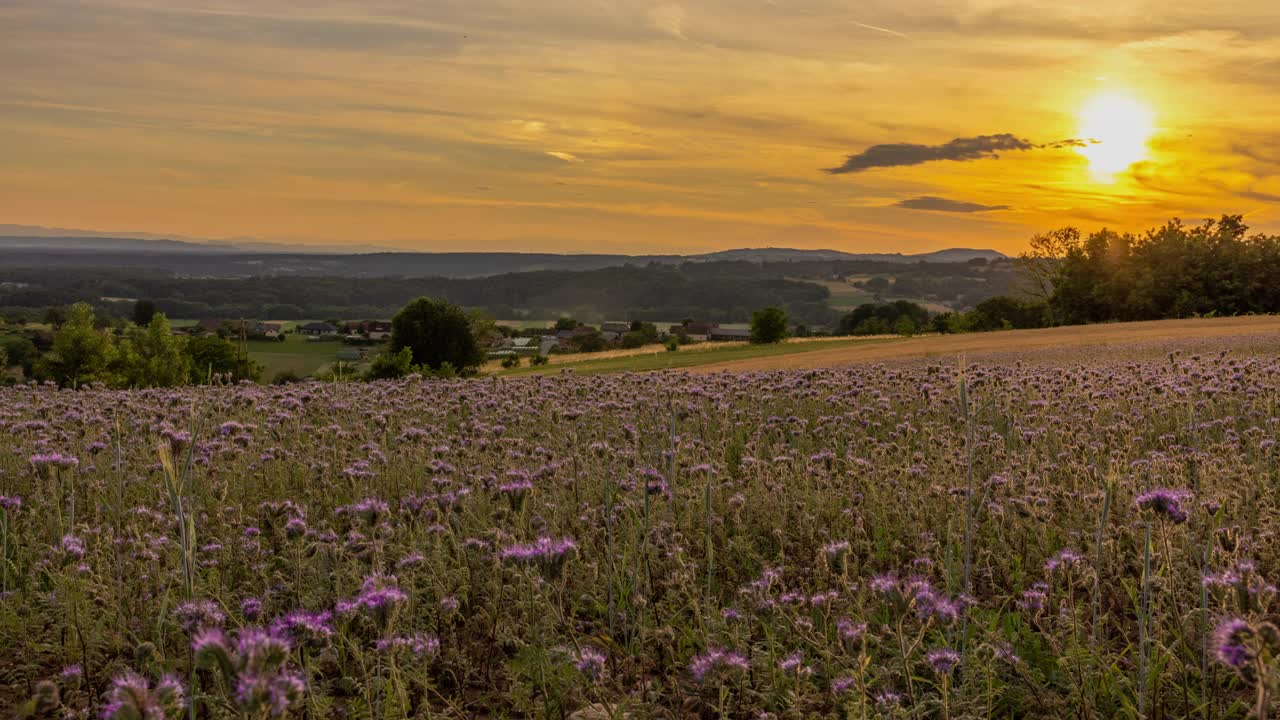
(575, 646), (607, 681)
(874, 689), (902, 708)
(500, 536), (577, 578)
(241, 597), (263, 621)
(1136, 488), (1191, 524)
(778, 651), (812, 676)
(869, 573), (899, 596)
(174, 599), (226, 633)
(1018, 584), (1049, 612)
(59, 534), (86, 559)
(100, 671), (186, 720)
(339, 575), (408, 628)
(690, 647), (750, 684)
(824, 540), (851, 573)
(1213, 618), (1254, 669)
(30, 453), (79, 471)
(1044, 549), (1084, 573)
(375, 633), (440, 658)
(270, 610), (333, 646)
(926, 648), (961, 675)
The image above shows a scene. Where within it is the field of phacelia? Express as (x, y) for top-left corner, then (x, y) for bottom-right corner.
(3, 337), (1280, 719)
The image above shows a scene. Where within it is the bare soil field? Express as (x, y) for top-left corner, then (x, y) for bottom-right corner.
(691, 315), (1280, 372)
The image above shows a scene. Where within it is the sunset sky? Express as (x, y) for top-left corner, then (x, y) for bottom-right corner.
(3, 0), (1279, 254)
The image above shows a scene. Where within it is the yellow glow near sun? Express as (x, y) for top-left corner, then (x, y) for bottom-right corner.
(1076, 91), (1155, 181)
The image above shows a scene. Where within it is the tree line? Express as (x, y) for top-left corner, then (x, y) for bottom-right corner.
(1, 303), (260, 388)
(832, 214), (1280, 336)
(1021, 215), (1280, 325)
(0, 263), (838, 328)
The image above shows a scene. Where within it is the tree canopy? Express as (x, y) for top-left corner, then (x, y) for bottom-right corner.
(38, 302), (116, 387)
(1019, 215), (1280, 325)
(750, 307), (788, 344)
(390, 297), (486, 374)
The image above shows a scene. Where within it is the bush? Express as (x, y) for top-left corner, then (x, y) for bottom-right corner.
(620, 331), (648, 349)
(366, 347), (414, 380)
(501, 354), (521, 369)
(531, 355), (549, 366)
(838, 301), (931, 336)
(665, 337), (679, 352)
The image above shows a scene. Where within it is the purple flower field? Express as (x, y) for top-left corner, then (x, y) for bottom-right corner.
(3, 339), (1280, 718)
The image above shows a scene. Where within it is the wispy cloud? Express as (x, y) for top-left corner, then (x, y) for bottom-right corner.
(544, 151), (582, 163)
(650, 4), (687, 39)
(851, 20), (907, 38)
(894, 196), (1010, 212)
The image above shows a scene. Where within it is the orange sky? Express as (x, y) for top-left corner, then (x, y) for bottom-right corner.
(2, 1), (1279, 254)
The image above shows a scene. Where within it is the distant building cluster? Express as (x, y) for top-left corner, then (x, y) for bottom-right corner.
(182, 316), (753, 365)
(486, 319), (751, 359)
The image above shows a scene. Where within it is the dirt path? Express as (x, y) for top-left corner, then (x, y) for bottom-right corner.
(689, 316), (1280, 373)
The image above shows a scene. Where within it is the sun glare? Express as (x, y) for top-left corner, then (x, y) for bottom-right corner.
(1075, 91), (1155, 181)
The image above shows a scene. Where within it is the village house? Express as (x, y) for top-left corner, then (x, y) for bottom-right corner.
(708, 327), (752, 342)
(193, 318), (231, 336)
(669, 321), (719, 342)
(489, 336), (543, 358)
(555, 325), (598, 350)
(252, 322), (283, 339)
(344, 320), (392, 341)
(299, 322), (338, 337)
(510, 337), (539, 354)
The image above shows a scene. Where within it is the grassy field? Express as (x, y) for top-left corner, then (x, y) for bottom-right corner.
(799, 278), (953, 313)
(246, 335), (350, 379)
(798, 278), (876, 310)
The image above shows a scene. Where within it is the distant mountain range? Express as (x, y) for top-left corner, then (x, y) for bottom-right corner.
(0, 234), (1007, 279)
(695, 247), (1006, 264)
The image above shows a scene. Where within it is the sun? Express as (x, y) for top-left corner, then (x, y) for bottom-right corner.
(1075, 91), (1155, 181)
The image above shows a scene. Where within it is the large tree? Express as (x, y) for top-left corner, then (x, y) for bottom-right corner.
(390, 297), (486, 374)
(186, 335), (262, 383)
(1, 336), (39, 376)
(38, 302), (116, 387)
(750, 306), (789, 344)
(117, 313), (192, 388)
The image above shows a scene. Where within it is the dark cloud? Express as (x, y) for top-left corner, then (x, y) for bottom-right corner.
(893, 196), (1010, 213)
(824, 134), (1091, 174)
(824, 134), (1033, 174)
(1043, 138), (1094, 149)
